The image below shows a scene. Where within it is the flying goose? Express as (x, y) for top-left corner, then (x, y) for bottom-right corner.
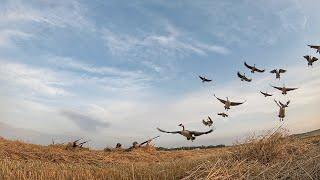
(270, 69), (286, 79)
(202, 116), (213, 127)
(303, 55), (318, 67)
(214, 94), (246, 110)
(270, 84), (298, 95)
(260, 91), (273, 97)
(308, 45), (320, 54)
(244, 62), (265, 73)
(217, 112), (228, 118)
(237, 72), (252, 82)
(157, 124), (213, 141)
(199, 75), (212, 83)
(274, 99), (290, 121)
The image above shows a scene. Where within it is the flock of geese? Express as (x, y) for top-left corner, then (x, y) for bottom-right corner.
(156, 44), (319, 141)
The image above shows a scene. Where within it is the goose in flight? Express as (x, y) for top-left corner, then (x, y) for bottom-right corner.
(217, 112), (228, 118)
(303, 55), (318, 67)
(270, 69), (286, 79)
(308, 45), (320, 54)
(244, 62), (265, 73)
(260, 91), (273, 97)
(270, 85), (298, 95)
(202, 116), (213, 127)
(157, 124), (213, 141)
(199, 76), (212, 83)
(274, 99), (290, 121)
(237, 72), (252, 82)
(214, 94), (246, 110)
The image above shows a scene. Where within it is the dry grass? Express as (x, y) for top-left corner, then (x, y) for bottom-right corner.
(0, 128), (319, 179)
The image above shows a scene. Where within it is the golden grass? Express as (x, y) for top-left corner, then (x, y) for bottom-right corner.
(0, 128), (319, 179)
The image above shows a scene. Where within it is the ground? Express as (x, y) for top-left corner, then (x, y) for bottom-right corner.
(0, 128), (319, 179)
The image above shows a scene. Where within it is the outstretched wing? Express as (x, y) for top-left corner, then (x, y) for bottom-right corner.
(308, 45), (320, 49)
(244, 76), (252, 82)
(286, 100), (290, 106)
(208, 116), (213, 123)
(199, 76), (205, 81)
(202, 120), (208, 126)
(244, 62), (253, 70)
(304, 55), (311, 61)
(270, 69), (277, 73)
(214, 94), (226, 104)
(190, 129), (214, 136)
(237, 72), (244, 79)
(230, 100), (246, 106)
(285, 87), (298, 92)
(312, 57), (318, 62)
(157, 128), (180, 134)
(271, 85), (282, 91)
(279, 69), (286, 73)
(260, 91), (272, 96)
(255, 67), (265, 73)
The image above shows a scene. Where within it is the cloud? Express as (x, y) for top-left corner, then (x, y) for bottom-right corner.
(0, 0), (94, 30)
(102, 23), (229, 59)
(0, 62), (70, 96)
(0, 30), (32, 47)
(61, 109), (110, 132)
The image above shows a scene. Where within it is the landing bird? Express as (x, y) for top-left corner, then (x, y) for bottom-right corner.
(270, 69), (286, 79)
(270, 85), (298, 95)
(274, 99), (290, 121)
(202, 116), (213, 127)
(303, 55), (318, 67)
(214, 94), (246, 110)
(260, 91), (273, 97)
(308, 45), (320, 54)
(244, 62), (265, 73)
(237, 72), (252, 82)
(199, 76), (212, 83)
(157, 124), (213, 141)
(217, 112), (228, 118)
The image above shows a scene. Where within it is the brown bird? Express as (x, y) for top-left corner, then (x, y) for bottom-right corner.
(214, 94), (246, 110)
(244, 62), (265, 73)
(274, 99), (290, 121)
(199, 75), (212, 83)
(237, 72), (252, 82)
(303, 55), (318, 67)
(271, 84), (298, 95)
(202, 116), (213, 127)
(308, 45), (320, 54)
(157, 124), (213, 141)
(260, 91), (273, 97)
(270, 69), (286, 79)
(217, 112), (228, 118)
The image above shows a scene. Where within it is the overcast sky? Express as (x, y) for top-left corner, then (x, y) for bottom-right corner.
(0, 0), (319, 149)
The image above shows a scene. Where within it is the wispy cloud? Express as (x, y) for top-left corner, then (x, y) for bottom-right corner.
(0, 30), (32, 47)
(102, 23), (229, 59)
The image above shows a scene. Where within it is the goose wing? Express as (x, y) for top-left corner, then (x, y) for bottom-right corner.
(260, 91), (272, 96)
(279, 69), (286, 73)
(208, 116), (213, 123)
(244, 62), (254, 70)
(237, 72), (244, 79)
(244, 76), (252, 82)
(190, 129), (213, 136)
(157, 128), (180, 134)
(270, 69), (277, 73)
(202, 119), (208, 126)
(304, 55), (311, 61)
(230, 100), (246, 106)
(214, 94), (226, 104)
(199, 76), (205, 81)
(311, 57), (318, 62)
(285, 87), (298, 92)
(271, 85), (282, 91)
(255, 67), (265, 73)
(308, 45), (320, 49)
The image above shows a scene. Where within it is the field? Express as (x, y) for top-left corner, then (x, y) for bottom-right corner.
(0, 128), (319, 180)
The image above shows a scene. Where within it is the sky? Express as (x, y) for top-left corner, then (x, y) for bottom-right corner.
(0, 0), (319, 149)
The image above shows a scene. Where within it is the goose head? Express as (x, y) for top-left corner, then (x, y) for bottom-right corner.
(178, 123), (185, 130)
